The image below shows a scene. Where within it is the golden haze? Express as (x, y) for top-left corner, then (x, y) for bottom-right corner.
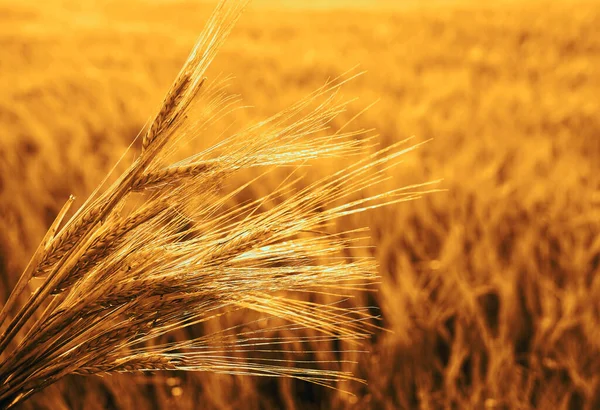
(0, 0), (599, 409)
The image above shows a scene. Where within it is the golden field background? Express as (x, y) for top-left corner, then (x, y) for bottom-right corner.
(1, 0), (600, 409)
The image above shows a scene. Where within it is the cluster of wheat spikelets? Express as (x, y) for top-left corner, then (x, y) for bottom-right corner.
(0, 1), (437, 408)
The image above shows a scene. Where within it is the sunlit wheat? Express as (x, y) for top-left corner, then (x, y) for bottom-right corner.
(0, 0), (438, 408)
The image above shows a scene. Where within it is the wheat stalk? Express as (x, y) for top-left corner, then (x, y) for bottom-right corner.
(0, 0), (439, 408)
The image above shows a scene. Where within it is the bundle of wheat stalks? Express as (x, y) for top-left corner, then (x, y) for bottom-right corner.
(0, 0), (437, 408)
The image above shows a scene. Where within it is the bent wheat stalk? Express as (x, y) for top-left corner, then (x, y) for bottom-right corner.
(0, 0), (439, 408)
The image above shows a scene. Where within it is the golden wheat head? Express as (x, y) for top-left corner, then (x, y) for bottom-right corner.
(0, 0), (439, 408)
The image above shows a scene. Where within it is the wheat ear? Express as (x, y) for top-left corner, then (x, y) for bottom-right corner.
(0, 0), (440, 408)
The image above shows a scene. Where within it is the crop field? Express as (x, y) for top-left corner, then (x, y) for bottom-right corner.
(1, 0), (599, 409)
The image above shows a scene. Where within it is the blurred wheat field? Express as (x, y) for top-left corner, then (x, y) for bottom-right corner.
(1, 0), (600, 409)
